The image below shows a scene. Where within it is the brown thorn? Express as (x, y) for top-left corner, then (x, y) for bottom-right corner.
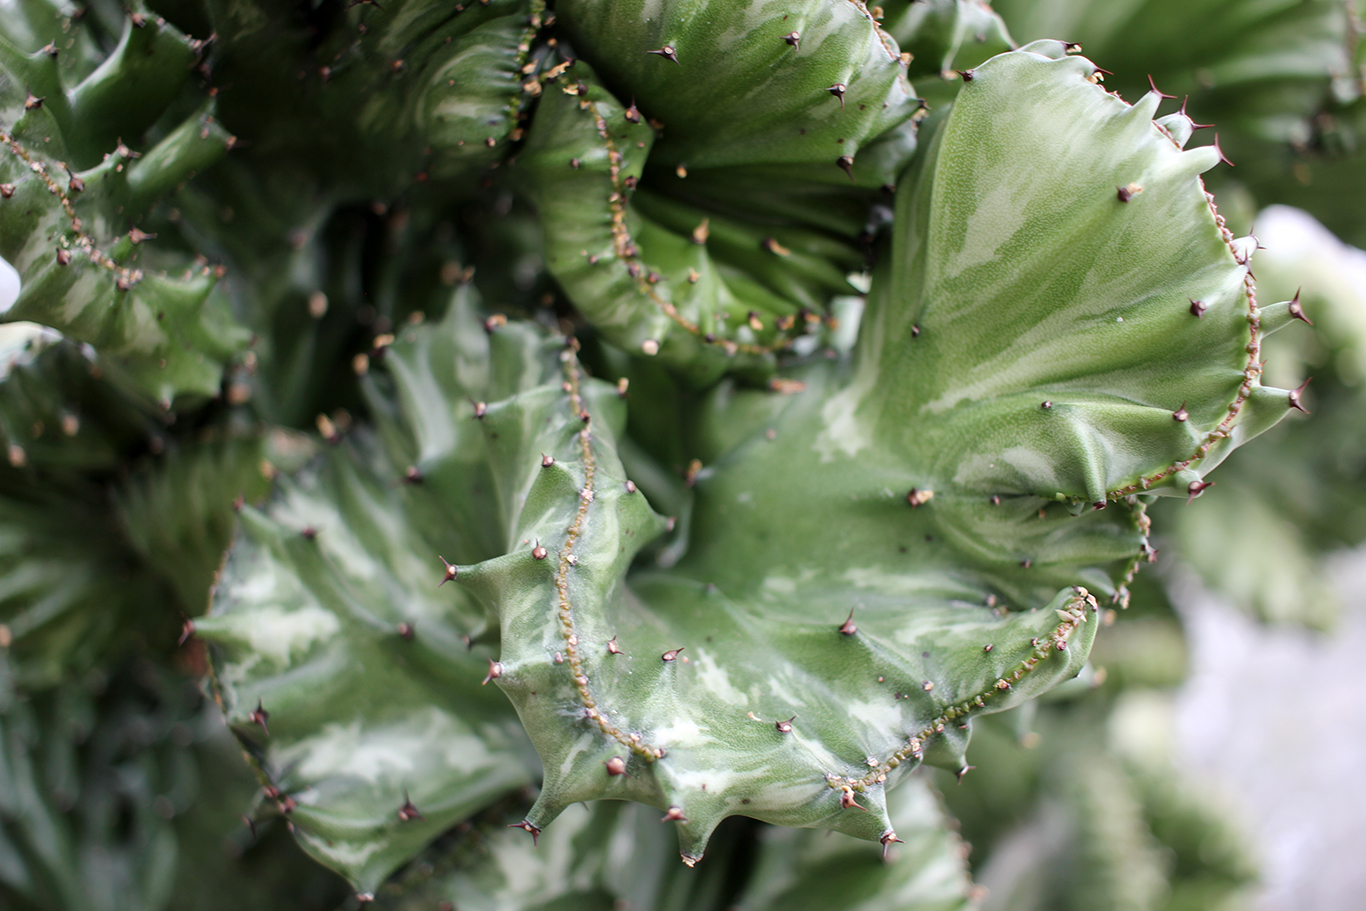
(661, 806), (686, 822)
(827, 83), (846, 107)
(605, 756), (628, 776)
(1173, 402), (1189, 422)
(178, 617), (195, 646)
(1189, 299), (1207, 318)
(1212, 133), (1234, 167)
(645, 46), (679, 64)
(838, 608), (857, 636)
(955, 764), (976, 784)
(1288, 377), (1312, 415)
(839, 787), (865, 810)
(880, 829), (904, 858)
(1288, 289), (1313, 325)
(509, 820), (541, 845)
(483, 659), (504, 685)
(661, 647), (684, 662)
(398, 794), (423, 821)
(782, 32), (800, 49)
(607, 636), (621, 655)
(1186, 480), (1214, 504)
(438, 556), (458, 587)
(1146, 74), (1176, 100)
(1180, 96), (1213, 129)
(835, 155), (854, 180)
(249, 700), (270, 735)
(775, 716), (795, 734)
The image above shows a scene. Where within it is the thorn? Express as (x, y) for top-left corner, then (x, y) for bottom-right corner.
(24, 90), (43, 111)
(509, 820), (541, 845)
(605, 756), (628, 776)
(624, 480), (637, 493)
(645, 46), (679, 64)
(625, 101), (643, 124)
(989, 495), (1001, 506)
(398, 794), (423, 821)
(56, 248), (71, 265)
(41, 42), (57, 57)
(838, 608), (857, 636)
(661, 806), (687, 822)
(483, 659), (504, 685)
(956, 764), (976, 784)
(178, 617), (195, 646)
(1186, 480), (1214, 504)
(0, 184), (14, 199)
(835, 155), (854, 180)
(404, 465), (423, 484)
(1173, 402), (1189, 422)
(1189, 299), (1207, 318)
(438, 556), (458, 587)
(775, 716), (795, 734)
(128, 227), (155, 244)
(1288, 289), (1313, 325)
(839, 787), (865, 810)
(827, 83), (846, 107)
(761, 237), (790, 257)
(471, 399), (487, 418)
(1212, 134), (1234, 167)
(782, 31), (800, 49)
(880, 829), (904, 857)
(910, 324), (921, 338)
(958, 69), (975, 82)
(249, 700), (270, 735)
(1180, 97), (1213, 129)
(397, 622), (414, 640)
(1146, 74), (1176, 100)
(532, 541), (548, 560)
(1040, 401), (1053, 410)
(1288, 377), (1312, 414)
(607, 636), (621, 654)
(661, 647), (684, 662)
(906, 488), (934, 507)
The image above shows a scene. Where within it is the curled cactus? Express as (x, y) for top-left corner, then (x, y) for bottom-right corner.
(2, 1), (1355, 909)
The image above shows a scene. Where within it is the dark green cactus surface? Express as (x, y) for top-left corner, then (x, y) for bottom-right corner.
(3, 0), (1359, 908)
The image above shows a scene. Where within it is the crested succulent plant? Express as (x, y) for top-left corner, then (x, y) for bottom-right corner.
(2, 0), (1362, 908)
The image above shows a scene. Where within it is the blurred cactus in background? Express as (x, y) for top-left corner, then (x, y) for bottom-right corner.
(2, 1), (1362, 908)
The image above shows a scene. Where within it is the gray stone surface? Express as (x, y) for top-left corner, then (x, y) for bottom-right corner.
(1175, 554), (1366, 911)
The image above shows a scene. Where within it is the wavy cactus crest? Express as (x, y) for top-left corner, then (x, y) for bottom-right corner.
(0, 1), (247, 406)
(200, 35), (1307, 890)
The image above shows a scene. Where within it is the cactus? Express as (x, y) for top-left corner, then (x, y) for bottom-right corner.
(0, 0), (247, 407)
(2, 0), (1363, 908)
